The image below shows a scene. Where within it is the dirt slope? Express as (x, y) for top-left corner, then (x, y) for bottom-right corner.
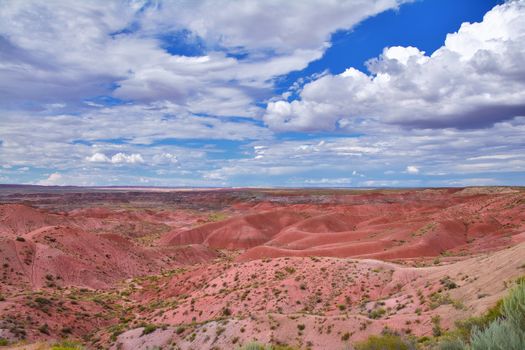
(111, 241), (525, 350)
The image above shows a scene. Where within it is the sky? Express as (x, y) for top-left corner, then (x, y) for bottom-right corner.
(0, 0), (524, 188)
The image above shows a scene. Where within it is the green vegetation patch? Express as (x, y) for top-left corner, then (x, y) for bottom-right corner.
(51, 340), (84, 350)
(434, 279), (525, 349)
(354, 334), (412, 350)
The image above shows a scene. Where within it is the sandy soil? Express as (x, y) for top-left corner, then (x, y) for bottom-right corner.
(0, 186), (523, 349)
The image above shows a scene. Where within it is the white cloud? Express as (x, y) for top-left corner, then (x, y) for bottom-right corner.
(86, 152), (110, 163)
(37, 172), (63, 186)
(111, 152), (144, 164)
(467, 154), (517, 161)
(0, 1), (523, 187)
(406, 165), (419, 174)
(264, 2), (525, 131)
(152, 153), (178, 165)
(444, 178), (500, 186)
(86, 152), (143, 164)
(139, 0), (408, 53)
(303, 178), (352, 185)
(0, 0), (407, 118)
(200, 116), (525, 184)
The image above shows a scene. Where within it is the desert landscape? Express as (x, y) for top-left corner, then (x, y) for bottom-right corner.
(0, 185), (524, 349)
(2, 0), (525, 349)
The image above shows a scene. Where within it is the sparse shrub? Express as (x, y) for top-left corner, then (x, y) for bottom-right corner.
(432, 315), (442, 337)
(435, 280), (525, 349)
(453, 300), (502, 341)
(216, 326), (226, 336)
(38, 323), (50, 335)
(15, 236), (25, 242)
(502, 279), (525, 331)
(35, 296), (52, 305)
(440, 276), (458, 290)
(109, 323), (126, 342)
(437, 339), (467, 350)
(354, 334), (411, 350)
(51, 340), (84, 350)
(284, 266), (296, 274)
(468, 280), (525, 349)
(470, 318), (524, 350)
(369, 307), (386, 319)
(240, 343), (269, 350)
(0, 338), (9, 346)
(239, 343), (297, 350)
(429, 292), (457, 309)
(207, 212), (228, 222)
(141, 324), (157, 336)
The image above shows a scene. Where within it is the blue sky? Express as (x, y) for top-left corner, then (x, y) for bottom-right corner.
(0, 0), (524, 187)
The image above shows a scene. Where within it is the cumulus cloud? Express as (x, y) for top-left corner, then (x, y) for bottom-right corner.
(0, 0), (406, 117)
(0, 102), (271, 159)
(303, 178), (352, 185)
(264, 1), (525, 131)
(84, 151), (176, 166)
(37, 172), (63, 186)
(406, 165), (419, 174)
(111, 153), (144, 164)
(152, 153), (178, 165)
(0, 1), (523, 187)
(139, 0), (407, 53)
(86, 152), (144, 164)
(201, 116), (525, 185)
(86, 153), (110, 163)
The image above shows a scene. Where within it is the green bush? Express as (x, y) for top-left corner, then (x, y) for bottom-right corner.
(51, 340), (84, 350)
(369, 307), (386, 319)
(470, 318), (524, 350)
(141, 324), (157, 336)
(35, 297), (52, 305)
(437, 339), (467, 350)
(435, 280), (525, 350)
(453, 300), (502, 342)
(240, 343), (270, 350)
(501, 280), (525, 331)
(468, 281), (525, 350)
(354, 334), (411, 350)
(239, 343), (297, 350)
(432, 315), (442, 337)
